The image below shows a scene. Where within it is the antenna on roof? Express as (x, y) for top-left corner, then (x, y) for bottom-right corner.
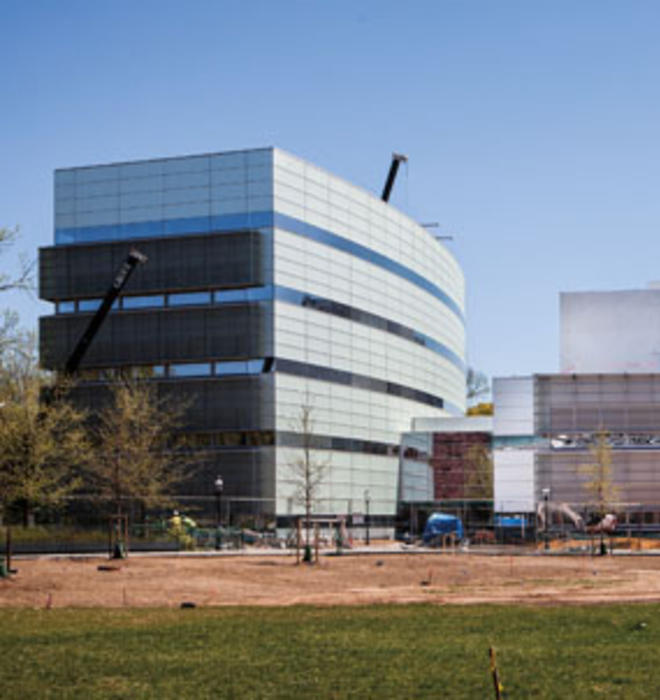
(421, 222), (454, 241)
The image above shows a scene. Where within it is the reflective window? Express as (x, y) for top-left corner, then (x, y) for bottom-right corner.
(163, 172), (209, 189)
(246, 359), (265, 374)
(212, 286), (272, 304)
(162, 155), (209, 175)
(169, 363), (212, 377)
(214, 288), (247, 303)
(120, 161), (163, 179)
(215, 359), (264, 376)
(122, 295), (165, 309)
(78, 299), (102, 312)
(55, 210), (273, 245)
(168, 291), (212, 306)
(275, 358), (451, 412)
(78, 298), (119, 312)
(246, 285), (273, 301)
(57, 301), (75, 314)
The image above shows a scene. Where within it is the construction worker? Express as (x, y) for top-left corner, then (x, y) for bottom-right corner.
(169, 510), (183, 537)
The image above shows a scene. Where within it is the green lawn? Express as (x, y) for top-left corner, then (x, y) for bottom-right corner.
(0, 604), (658, 698)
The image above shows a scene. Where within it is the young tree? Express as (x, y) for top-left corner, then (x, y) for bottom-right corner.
(0, 335), (89, 525)
(463, 443), (493, 500)
(288, 402), (329, 550)
(87, 377), (192, 518)
(580, 430), (620, 554)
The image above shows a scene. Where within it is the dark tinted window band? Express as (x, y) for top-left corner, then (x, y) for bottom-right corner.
(57, 284), (464, 372)
(275, 357), (459, 413)
(276, 431), (399, 455)
(56, 210), (464, 324)
(275, 285), (464, 372)
(180, 430), (402, 456)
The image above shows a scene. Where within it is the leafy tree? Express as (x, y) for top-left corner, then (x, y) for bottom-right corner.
(287, 402), (329, 550)
(466, 402), (493, 416)
(463, 443), (493, 499)
(0, 336), (88, 525)
(87, 377), (192, 518)
(580, 431), (619, 514)
(580, 430), (620, 553)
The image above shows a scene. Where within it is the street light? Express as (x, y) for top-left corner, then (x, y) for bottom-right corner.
(542, 487), (551, 552)
(364, 489), (371, 546)
(214, 476), (224, 528)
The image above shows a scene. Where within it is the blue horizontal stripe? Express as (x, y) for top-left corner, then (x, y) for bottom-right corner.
(272, 213), (464, 323)
(55, 209), (463, 324)
(55, 212), (274, 245)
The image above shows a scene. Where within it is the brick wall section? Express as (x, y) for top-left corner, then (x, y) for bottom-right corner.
(431, 432), (492, 500)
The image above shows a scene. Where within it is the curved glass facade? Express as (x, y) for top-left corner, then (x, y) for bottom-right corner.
(42, 147), (466, 520)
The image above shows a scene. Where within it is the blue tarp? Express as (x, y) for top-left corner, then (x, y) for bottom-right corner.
(494, 516), (528, 528)
(422, 513), (464, 544)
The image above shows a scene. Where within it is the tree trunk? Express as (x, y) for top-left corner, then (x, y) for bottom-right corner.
(22, 501), (35, 528)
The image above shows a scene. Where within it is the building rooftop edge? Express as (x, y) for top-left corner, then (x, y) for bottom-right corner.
(53, 146), (275, 173)
(53, 146), (461, 266)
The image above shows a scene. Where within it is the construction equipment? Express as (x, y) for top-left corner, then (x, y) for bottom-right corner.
(381, 152), (408, 202)
(65, 248), (147, 375)
(536, 501), (584, 530)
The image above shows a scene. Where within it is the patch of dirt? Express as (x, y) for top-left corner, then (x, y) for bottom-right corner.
(2, 553), (660, 608)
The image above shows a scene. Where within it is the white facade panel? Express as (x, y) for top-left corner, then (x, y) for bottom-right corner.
(493, 377), (534, 436)
(412, 416), (493, 433)
(561, 290), (660, 373)
(273, 230), (465, 357)
(493, 448), (535, 513)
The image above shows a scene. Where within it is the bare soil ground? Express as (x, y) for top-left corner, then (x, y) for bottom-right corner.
(3, 551), (660, 608)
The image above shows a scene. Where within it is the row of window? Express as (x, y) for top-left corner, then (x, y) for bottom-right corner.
(182, 429), (403, 456)
(57, 283), (463, 372)
(55, 211), (272, 245)
(56, 173), (271, 202)
(280, 287), (464, 371)
(80, 359), (265, 380)
(79, 356), (458, 414)
(55, 151), (272, 186)
(55, 210), (464, 325)
(276, 358), (451, 412)
(57, 286), (272, 314)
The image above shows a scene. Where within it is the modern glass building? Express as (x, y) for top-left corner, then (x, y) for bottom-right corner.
(39, 147), (466, 522)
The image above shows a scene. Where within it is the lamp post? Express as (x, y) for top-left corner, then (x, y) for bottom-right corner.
(364, 489), (371, 546)
(542, 487), (551, 552)
(214, 475), (224, 528)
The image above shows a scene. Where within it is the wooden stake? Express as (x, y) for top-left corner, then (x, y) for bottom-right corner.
(5, 527), (11, 574)
(489, 646), (502, 700)
(314, 523), (319, 564)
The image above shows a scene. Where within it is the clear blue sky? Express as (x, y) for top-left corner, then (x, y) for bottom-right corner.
(3, 0), (660, 382)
